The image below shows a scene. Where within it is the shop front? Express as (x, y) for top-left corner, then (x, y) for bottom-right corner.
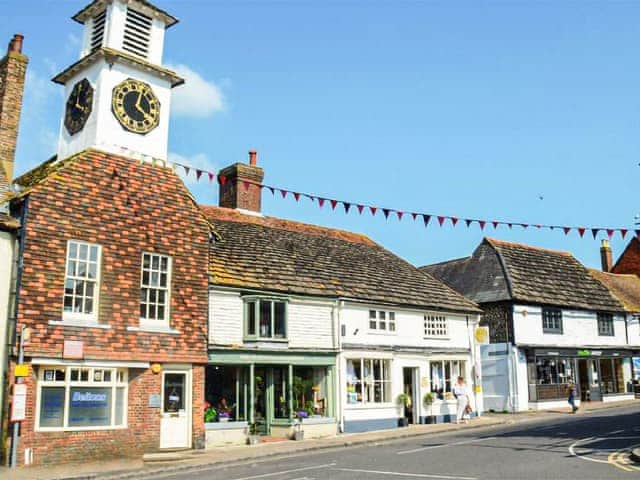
(526, 348), (635, 407)
(204, 351), (337, 447)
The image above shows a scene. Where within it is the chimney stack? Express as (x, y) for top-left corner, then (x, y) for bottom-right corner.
(600, 239), (613, 272)
(0, 33), (28, 193)
(218, 150), (265, 213)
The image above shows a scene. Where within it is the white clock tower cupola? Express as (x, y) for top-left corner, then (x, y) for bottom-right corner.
(54, 0), (183, 161)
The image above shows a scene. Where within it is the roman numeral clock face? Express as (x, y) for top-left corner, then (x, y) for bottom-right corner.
(112, 78), (160, 135)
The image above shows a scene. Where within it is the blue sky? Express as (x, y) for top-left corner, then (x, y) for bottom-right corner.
(2, 0), (639, 269)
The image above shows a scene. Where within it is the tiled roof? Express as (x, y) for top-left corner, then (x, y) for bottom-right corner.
(612, 237), (640, 276)
(203, 206), (481, 313)
(0, 212), (19, 230)
(589, 269), (640, 313)
(487, 238), (624, 311)
(423, 238), (625, 312)
(72, 0), (178, 28)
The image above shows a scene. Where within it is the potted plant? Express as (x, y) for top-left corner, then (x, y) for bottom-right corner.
(247, 422), (260, 445)
(203, 401), (217, 423)
(218, 410), (231, 422)
(423, 392), (435, 424)
(397, 393), (411, 427)
(294, 410), (308, 440)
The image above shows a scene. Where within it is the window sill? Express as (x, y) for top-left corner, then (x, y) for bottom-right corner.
(127, 326), (180, 335)
(369, 331), (397, 336)
(36, 424), (127, 432)
(49, 319), (111, 329)
(423, 336), (450, 340)
(243, 338), (289, 343)
(542, 331), (563, 335)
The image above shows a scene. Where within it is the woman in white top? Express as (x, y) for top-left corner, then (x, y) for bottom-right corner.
(453, 376), (469, 424)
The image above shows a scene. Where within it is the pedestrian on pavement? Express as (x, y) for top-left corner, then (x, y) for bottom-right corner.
(567, 379), (578, 413)
(453, 376), (470, 424)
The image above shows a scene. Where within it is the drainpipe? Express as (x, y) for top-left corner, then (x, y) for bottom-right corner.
(336, 300), (344, 434)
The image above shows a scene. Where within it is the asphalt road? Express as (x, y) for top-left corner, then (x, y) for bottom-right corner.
(153, 404), (640, 480)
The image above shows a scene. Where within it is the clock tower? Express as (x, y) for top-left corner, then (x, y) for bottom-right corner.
(54, 0), (183, 161)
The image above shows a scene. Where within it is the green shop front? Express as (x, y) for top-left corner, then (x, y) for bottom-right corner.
(204, 350), (338, 447)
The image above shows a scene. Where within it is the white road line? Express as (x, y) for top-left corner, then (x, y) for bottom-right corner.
(608, 429), (625, 435)
(568, 437), (610, 464)
(229, 463), (336, 480)
(397, 436), (497, 455)
(335, 468), (477, 480)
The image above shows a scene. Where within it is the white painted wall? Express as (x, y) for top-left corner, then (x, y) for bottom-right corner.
(513, 305), (628, 347)
(0, 231), (15, 428)
(627, 314), (640, 346)
(208, 289), (337, 350)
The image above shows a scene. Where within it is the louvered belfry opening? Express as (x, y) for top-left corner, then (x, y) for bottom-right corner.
(122, 7), (152, 59)
(90, 10), (106, 53)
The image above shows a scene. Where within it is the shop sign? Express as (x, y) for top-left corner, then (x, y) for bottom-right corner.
(14, 364), (29, 377)
(577, 350), (591, 357)
(11, 384), (27, 422)
(63, 340), (84, 359)
(474, 327), (490, 345)
(149, 394), (161, 408)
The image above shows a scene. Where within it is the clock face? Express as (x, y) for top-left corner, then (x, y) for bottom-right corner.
(64, 78), (93, 136)
(112, 78), (160, 135)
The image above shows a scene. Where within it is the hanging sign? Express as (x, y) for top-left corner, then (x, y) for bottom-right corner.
(474, 327), (490, 345)
(577, 350), (591, 357)
(14, 364), (29, 377)
(11, 384), (27, 422)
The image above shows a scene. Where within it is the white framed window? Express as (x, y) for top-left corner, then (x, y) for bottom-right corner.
(597, 313), (615, 336)
(542, 308), (563, 334)
(368, 310), (396, 332)
(63, 240), (101, 322)
(424, 314), (448, 337)
(244, 298), (287, 340)
(140, 253), (171, 326)
(430, 360), (466, 399)
(36, 365), (127, 431)
(345, 358), (391, 404)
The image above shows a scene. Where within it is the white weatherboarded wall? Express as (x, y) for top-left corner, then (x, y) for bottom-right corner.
(0, 232), (15, 429)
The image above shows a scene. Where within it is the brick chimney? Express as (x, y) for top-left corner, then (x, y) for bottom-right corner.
(0, 34), (28, 193)
(218, 150), (264, 213)
(600, 239), (613, 272)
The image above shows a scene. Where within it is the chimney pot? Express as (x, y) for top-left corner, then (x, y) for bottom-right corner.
(600, 239), (613, 272)
(248, 150), (257, 166)
(8, 34), (23, 54)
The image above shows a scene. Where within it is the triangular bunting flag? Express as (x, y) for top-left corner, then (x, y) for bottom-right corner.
(636, 229), (640, 239)
(521, 223), (529, 229)
(465, 219), (473, 228)
(396, 211), (404, 221)
(330, 199), (338, 210)
(621, 229), (628, 239)
(578, 227), (586, 238)
(183, 165), (191, 176)
(492, 221), (499, 229)
(437, 216), (446, 226)
(450, 217), (458, 227)
(196, 169), (203, 181)
(382, 208), (390, 219)
(293, 192), (300, 202)
(422, 214), (431, 227)
(343, 202), (351, 214)
(357, 204), (365, 214)
(370, 206), (377, 216)
(208, 172), (215, 182)
(606, 229), (614, 239)
(535, 224), (542, 229)
(218, 175), (227, 186)
(411, 212), (418, 221)
(318, 198), (325, 208)
(280, 189), (288, 199)
(479, 220), (486, 230)
(268, 186), (275, 195)
(563, 227), (571, 235)
(507, 223), (513, 229)
(591, 228), (599, 239)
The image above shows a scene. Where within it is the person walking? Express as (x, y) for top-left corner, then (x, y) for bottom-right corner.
(567, 379), (578, 413)
(453, 376), (470, 424)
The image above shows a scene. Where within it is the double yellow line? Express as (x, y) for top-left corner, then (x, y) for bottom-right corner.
(609, 447), (640, 473)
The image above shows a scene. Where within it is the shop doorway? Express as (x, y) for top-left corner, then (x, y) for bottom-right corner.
(160, 369), (191, 449)
(253, 366), (289, 435)
(578, 359), (601, 402)
(402, 367), (418, 424)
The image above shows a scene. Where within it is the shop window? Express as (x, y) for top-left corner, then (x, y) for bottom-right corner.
(37, 366), (127, 430)
(244, 298), (287, 340)
(535, 357), (574, 385)
(542, 308), (563, 334)
(369, 310), (396, 332)
(293, 366), (330, 417)
(424, 314), (448, 337)
(597, 313), (614, 336)
(63, 240), (101, 321)
(273, 367), (289, 419)
(204, 366), (249, 422)
(601, 358), (628, 394)
(430, 360), (465, 399)
(140, 253), (171, 325)
(346, 358), (391, 404)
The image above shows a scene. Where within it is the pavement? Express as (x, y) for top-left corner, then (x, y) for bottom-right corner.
(2, 400), (639, 480)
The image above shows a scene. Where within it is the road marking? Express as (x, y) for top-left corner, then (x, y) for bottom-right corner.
(229, 463), (336, 480)
(335, 468), (477, 480)
(397, 436), (497, 455)
(608, 443), (640, 473)
(608, 429), (625, 435)
(568, 437), (610, 464)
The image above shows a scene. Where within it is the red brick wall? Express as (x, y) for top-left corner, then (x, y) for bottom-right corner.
(218, 162), (264, 213)
(612, 238), (640, 275)
(17, 150), (209, 363)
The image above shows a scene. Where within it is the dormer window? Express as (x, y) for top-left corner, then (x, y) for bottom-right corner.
(90, 10), (107, 53)
(122, 7), (152, 59)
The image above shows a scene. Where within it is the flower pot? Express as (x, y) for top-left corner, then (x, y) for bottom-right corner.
(398, 417), (409, 427)
(219, 417), (230, 423)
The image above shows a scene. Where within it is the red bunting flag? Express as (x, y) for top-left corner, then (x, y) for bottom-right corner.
(479, 220), (486, 230)
(218, 175), (227, 186)
(208, 172), (215, 182)
(318, 198), (325, 208)
(591, 228), (599, 239)
(492, 221), (499, 229)
(450, 217), (459, 227)
(280, 189), (288, 199)
(330, 199), (338, 210)
(423, 214), (431, 227)
(535, 224), (542, 229)
(343, 202), (351, 214)
(521, 223), (529, 229)
(437, 216), (446, 226)
(382, 208), (390, 219)
(563, 227), (571, 235)
(242, 180), (250, 191)
(606, 229), (614, 239)
(357, 205), (365, 214)
(465, 219), (473, 227)
(370, 206), (377, 216)
(396, 211), (404, 221)
(621, 229), (628, 239)
(411, 212), (418, 221)
(196, 169), (203, 181)
(578, 227), (586, 238)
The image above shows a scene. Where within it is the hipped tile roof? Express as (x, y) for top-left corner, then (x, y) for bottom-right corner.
(203, 206), (481, 314)
(422, 238), (625, 312)
(589, 269), (640, 313)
